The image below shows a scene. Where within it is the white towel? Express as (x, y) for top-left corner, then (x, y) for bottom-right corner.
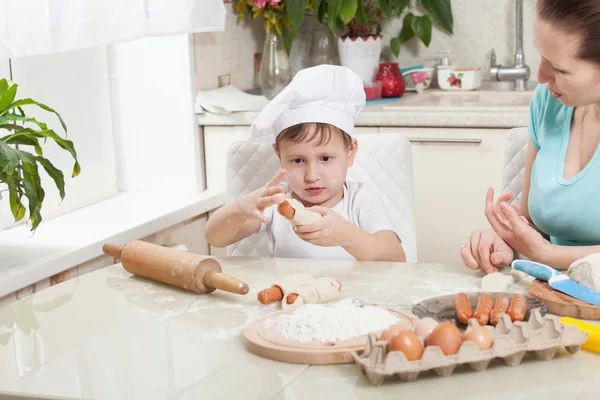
(195, 85), (269, 115)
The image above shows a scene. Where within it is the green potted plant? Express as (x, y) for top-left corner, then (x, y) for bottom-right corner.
(0, 78), (80, 231)
(304, 0), (454, 83)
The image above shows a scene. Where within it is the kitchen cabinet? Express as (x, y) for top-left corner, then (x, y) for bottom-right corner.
(378, 127), (508, 265)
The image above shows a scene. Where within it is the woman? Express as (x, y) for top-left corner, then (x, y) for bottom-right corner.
(461, 0), (600, 273)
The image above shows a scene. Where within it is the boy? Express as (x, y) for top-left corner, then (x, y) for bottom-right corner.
(204, 65), (405, 261)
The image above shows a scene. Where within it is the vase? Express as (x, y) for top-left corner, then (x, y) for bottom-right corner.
(308, 24), (339, 67)
(376, 62), (405, 98)
(258, 31), (292, 100)
(337, 36), (382, 83)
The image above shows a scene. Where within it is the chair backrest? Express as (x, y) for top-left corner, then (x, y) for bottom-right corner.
(226, 133), (418, 263)
(501, 127), (529, 205)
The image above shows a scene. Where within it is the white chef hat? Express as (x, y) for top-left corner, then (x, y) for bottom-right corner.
(250, 64), (366, 141)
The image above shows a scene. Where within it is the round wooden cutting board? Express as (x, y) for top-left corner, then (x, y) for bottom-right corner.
(244, 306), (416, 365)
(529, 280), (600, 320)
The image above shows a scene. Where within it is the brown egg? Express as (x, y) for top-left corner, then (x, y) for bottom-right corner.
(412, 317), (439, 339)
(425, 321), (463, 356)
(380, 324), (404, 341)
(390, 331), (424, 361)
(463, 326), (494, 350)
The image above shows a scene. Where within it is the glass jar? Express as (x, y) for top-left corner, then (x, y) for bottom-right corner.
(308, 24), (339, 67)
(376, 62), (405, 98)
(258, 31), (292, 100)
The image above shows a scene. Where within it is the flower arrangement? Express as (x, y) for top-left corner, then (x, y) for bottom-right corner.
(234, 0), (311, 54)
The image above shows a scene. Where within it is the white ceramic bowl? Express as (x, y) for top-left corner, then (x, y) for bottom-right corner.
(438, 67), (482, 91)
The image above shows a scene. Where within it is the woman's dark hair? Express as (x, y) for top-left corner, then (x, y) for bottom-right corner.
(537, 0), (600, 65)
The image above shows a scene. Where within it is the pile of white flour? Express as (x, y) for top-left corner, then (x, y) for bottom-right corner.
(263, 298), (399, 343)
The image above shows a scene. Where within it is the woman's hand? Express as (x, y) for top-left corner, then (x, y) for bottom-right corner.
(484, 187), (550, 261)
(460, 228), (515, 273)
(293, 206), (354, 247)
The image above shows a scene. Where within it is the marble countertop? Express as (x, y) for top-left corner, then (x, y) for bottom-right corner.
(0, 257), (597, 400)
(197, 85), (535, 129)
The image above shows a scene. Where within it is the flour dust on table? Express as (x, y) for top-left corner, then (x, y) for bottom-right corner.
(263, 299), (401, 343)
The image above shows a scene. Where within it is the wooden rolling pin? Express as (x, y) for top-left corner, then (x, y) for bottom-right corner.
(103, 240), (249, 295)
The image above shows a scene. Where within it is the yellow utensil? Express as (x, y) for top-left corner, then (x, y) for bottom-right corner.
(560, 317), (600, 354)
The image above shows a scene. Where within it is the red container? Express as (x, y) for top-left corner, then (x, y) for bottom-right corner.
(376, 63), (405, 98)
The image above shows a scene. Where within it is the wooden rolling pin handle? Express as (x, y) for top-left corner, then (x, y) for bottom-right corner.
(103, 243), (125, 259)
(202, 270), (249, 295)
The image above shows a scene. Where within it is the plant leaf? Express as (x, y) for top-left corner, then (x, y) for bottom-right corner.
(281, 26), (294, 56)
(419, 0), (453, 34)
(0, 113), (48, 130)
(5, 129), (80, 177)
(2, 134), (43, 156)
(390, 37), (401, 57)
(397, 13), (415, 44)
(0, 79), (8, 98)
(287, 0), (309, 31)
(0, 84), (18, 113)
(21, 172), (43, 230)
(8, 184), (26, 222)
(327, 0), (343, 33)
(312, 0), (321, 15)
(339, 0), (358, 24)
(5, 98), (67, 134)
(35, 156), (65, 199)
(411, 14), (432, 47)
(379, 0), (393, 18)
(394, 0), (410, 16)
(317, 0), (327, 23)
(355, 0), (367, 26)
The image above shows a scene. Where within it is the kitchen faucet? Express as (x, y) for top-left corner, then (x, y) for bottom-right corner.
(489, 0), (530, 90)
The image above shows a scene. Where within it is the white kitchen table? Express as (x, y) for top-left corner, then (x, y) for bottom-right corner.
(0, 257), (598, 400)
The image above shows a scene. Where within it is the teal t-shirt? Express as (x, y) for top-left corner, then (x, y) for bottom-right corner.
(528, 84), (600, 246)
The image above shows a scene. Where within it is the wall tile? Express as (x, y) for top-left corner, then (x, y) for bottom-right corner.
(50, 266), (78, 286)
(16, 284), (35, 300)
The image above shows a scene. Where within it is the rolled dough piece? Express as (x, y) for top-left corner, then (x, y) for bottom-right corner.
(481, 272), (514, 292)
(278, 275), (342, 309)
(274, 273), (315, 296)
(313, 277), (341, 303)
(568, 253), (600, 291)
(280, 198), (323, 226)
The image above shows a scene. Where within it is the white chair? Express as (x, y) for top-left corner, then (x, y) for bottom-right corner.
(226, 133), (419, 263)
(501, 127), (529, 205)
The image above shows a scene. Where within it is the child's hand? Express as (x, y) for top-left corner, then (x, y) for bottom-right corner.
(234, 169), (289, 223)
(294, 206), (354, 247)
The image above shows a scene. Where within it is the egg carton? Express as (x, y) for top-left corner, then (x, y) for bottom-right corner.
(351, 308), (588, 385)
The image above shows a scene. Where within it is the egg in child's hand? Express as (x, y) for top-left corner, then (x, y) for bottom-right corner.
(380, 324), (404, 341)
(425, 321), (463, 355)
(389, 331), (424, 361)
(463, 326), (494, 350)
(412, 317), (439, 339)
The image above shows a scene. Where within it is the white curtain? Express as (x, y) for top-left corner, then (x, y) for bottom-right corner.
(0, 0), (226, 58)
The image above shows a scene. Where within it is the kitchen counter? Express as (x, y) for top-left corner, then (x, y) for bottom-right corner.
(196, 85), (535, 129)
(0, 257), (598, 399)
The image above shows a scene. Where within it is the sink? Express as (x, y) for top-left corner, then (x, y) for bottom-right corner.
(382, 81), (538, 111)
